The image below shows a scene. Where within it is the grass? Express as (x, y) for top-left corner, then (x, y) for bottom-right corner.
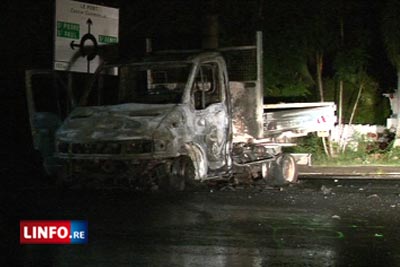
(285, 135), (400, 167)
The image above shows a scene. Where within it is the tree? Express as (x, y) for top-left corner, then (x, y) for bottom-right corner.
(303, 0), (338, 102)
(300, 0), (339, 156)
(262, 0), (315, 98)
(334, 47), (379, 152)
(382, 0), (400, 147)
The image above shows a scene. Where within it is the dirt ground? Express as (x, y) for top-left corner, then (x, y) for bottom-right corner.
(4, 169), (400, 266)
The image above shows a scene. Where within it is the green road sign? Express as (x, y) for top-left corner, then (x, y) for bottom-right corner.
(57, 21), (80, 39)
(98, 35), (118, 44)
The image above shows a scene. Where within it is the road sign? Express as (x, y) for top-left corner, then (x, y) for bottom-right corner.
(54, 0), (119, 73)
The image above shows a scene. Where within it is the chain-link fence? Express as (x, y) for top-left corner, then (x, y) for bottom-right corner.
(221, 48), (257, 82)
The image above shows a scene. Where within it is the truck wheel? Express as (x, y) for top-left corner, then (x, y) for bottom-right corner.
(261, 162), (268, 179)
(169, 156), (196, 191)
(272, 154), (298, 185)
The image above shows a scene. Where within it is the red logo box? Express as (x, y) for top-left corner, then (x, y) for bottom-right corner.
(20, 220), (72, 244)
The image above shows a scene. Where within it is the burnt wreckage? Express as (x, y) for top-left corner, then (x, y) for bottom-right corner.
(26, 34), (336, 189)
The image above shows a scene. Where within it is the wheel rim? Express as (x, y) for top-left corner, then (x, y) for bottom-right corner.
(261, 163), (268, 179)
(180, 157), (196, 182)
(170, 156), (195, 191)
(171, 159), (185, 191)
(281, 156), (296, 183)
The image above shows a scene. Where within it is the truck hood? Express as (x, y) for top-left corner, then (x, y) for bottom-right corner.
(56, 103), (178, 142)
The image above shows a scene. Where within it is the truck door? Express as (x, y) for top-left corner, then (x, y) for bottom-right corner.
(25, 70), (71, 175)
(191, 61), (230, 170)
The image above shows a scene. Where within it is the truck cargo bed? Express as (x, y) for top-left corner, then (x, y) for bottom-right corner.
(263, 102), (336, 139)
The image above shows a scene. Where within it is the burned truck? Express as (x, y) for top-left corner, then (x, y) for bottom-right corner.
(26, 36), (336, 189)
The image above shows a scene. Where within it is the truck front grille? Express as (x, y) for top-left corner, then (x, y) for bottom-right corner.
(125, 140), (153, 154)
(57, 140), (153, 155)
(71, 142), (122, 154)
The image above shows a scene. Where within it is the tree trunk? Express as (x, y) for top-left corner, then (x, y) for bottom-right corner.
(341, 82), (364, 152)
(338, 80), (343, 127)
(315, 52), (331, 156)
(316, 52), (324, 102)
(338, 18), (344, 127)
(202, 2), (219, 51)
(392, 71), (400, 147)
(336, 16), (345, 156)
(337, 80), (344, 153)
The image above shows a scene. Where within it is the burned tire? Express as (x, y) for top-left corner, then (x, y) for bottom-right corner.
(169, 156), (196, 191)
(272, 154), (298, 185)
(261, 162), (268, 179)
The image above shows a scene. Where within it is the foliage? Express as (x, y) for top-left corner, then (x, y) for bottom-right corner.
(324, 75), (390, 125)
(285, 134), (325, 156)
(381, 0), (400, 70)
(334, 48), (369, 83)
(342, 77), (378, 124)
(331, 40), (391, 124)
(290, 133), (400, 166)
(262, 0), (315, 97)
(264, 53), (313, 97)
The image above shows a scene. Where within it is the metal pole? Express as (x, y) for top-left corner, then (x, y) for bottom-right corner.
(146, 38), (152, 54)
(25, 70), (35, 134)
(67, 72), (75, 110)
(146, 38), (153, 88)
(394, 73), (400, 147)
(256, 31), (264, 138)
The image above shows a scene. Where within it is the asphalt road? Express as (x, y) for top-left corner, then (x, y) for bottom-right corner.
(4, 176), (400, 266)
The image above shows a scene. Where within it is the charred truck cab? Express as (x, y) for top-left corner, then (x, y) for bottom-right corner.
(27, 33), (336, 189)
(54, 52), (233, 189)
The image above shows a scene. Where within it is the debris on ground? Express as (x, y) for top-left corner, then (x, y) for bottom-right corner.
(367, 194), (380, 199)
(321, 185), (333, 195)
(220, 185), (236, 192)
(263, 185), (275, 190)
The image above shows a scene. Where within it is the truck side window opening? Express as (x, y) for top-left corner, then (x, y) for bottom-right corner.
(32, 75), (60, 114)
(192, 62), (221, 110)
(31, 74), (71, 119)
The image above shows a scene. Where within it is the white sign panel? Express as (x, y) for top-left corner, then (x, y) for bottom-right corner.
(54, 0), (119, 73)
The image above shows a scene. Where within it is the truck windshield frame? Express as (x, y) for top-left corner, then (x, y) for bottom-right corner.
(79, 61), (193, 106)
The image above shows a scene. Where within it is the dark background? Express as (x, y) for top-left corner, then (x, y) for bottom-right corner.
(2, 0), (398, 184)
(3, 2), (400, 265)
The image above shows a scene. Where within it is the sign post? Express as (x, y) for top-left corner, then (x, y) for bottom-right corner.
(54, 0), (119, 73)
